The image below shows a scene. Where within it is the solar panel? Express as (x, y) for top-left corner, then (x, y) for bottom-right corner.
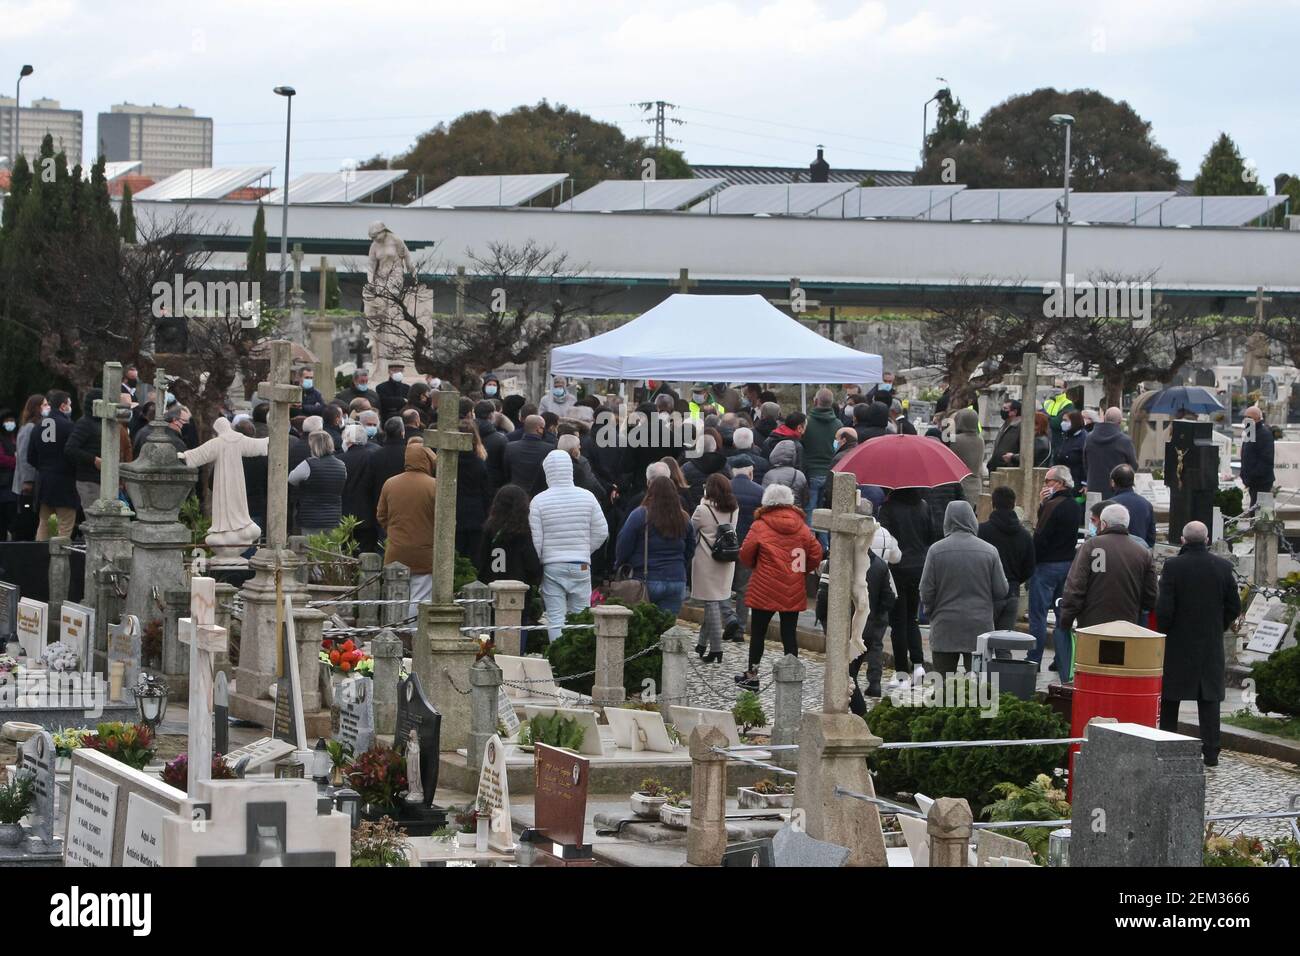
(407, 173), (568, 207)
(1134, 195), (1288, 227)
(263, 169), (407, 205)
(689, 182), (856, 216)
(809, 184), (966, 219)
(931, 188), (1063, 222)
(103, 161), (142, 182)
(134, 166), (274, 201)
(559, 178), (726, 212)
(1024, 191), (1175, 224)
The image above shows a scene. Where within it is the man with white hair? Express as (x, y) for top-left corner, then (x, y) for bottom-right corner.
(358, 409), (382, 447)
(730, 426), (768, 480)
(1058, 501), (1157, 678)
(1239, 405), (1275, 508)
(1155, 520), (1241, 766)
(1028, 465), (1083, 669)
(1082, 406), (1137, 499)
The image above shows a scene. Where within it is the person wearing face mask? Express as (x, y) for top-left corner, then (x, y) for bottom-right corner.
(293, 370), (327, 419)
(481, 372), (502, 404)
(337, 368), (373, 405)
(28, 390), (78, 540)
(865, 372), (896, 406)
(1027, 466), (1082, 669)
(1055, 410), (1088, 491)
(0, 409), (18, 540)
(9, 395), (46, 540)
(121, 365), (140, 402)
(376, 363), (411, 421)
(987, 399), (1022, 474)
(358, 410), (382, 447)
(538, 375), (579, 419)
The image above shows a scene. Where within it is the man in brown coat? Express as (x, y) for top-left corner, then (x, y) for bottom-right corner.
(1057, 502), (1157, 679)
(376, 442), (437, 619)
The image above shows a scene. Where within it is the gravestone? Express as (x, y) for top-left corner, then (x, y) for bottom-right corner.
(106, 615), (142, 700)
(272, 594), (308, 751)
(64, 760), (119, 867)
(58, 602), (95, 679)
(394, 672), (441, 808)
(497, 687), (521, 739)
(1194, 368), (1217, 388)
(17, 729), (56, 847)
(1163, 420), (1217, 544)
(336, 675), (374, 756)
(161, 778), (349, 867)
(178, 577), (226, 794)
(213, 670), (229, 757)
(1272, 441), (1300, 491)
(223, 737), (296, 776)
(16, 597), (47, 659)
(530, 743), (591, 859)
(723, 838), (775, 867)
(0, 582), (18, 647)
(975, 830), (1035, 867)
(603, 706), (675, 753)
(772, 823), (851, 867)
(475, 733), (514, 852)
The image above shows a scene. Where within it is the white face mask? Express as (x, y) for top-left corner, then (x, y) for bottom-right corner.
(391, 373), (404, 384)
(40, 405), (50, 416)
(1061, 421), (1071, 433)
(302, 379), (314, 390)
(355, 381), (369, 391)
(3, 421), (14, 432)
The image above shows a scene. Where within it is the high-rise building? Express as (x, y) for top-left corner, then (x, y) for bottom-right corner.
(97, 103), (213, 180)
(0, 97), (84, 163)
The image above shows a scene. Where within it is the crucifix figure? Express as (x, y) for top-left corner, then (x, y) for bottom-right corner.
(256, 341), (302, 554)
(151, 367), (171, 424)
(89, 362), (133, 515)
(179, 576), (227, 794)
(669, 268), (698, 295)
(424, 389), (475, 605)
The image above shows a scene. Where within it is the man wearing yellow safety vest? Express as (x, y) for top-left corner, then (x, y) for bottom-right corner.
(1043, 378), (1075, 458)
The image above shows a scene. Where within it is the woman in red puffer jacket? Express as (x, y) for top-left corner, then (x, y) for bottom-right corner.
(734, 483), (823, 690)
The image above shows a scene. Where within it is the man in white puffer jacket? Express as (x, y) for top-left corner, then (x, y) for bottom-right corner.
(530, 450), (609, 640)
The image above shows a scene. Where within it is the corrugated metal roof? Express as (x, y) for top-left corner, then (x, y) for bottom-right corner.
(263, 169), (407, 205)
(407, 173), (567, 208)
(1135, 195), (1288, 227)
(135, 166), (274, 201)
(103, 160), (142, 181)
(558, 178), (726, 212)
(692, 164), (914, 188)
(689, 182), (857, 216)
(809, 184), (966, 219)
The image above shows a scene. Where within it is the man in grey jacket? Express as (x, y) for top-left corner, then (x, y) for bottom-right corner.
(920, 500), (1008, 677)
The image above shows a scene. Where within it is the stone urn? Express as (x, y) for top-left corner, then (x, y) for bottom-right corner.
(0, 823), (24, 847)
(120, 423), (198, 523)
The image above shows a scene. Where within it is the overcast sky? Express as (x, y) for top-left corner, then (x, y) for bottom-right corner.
(7, 0), (1297, 185)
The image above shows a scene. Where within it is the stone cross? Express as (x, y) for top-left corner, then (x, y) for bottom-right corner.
(151, 367), (170, 424)
(767, 276), (821, 315)
(454, 265), (468, 319)
(257, 341), (302, 552)
(1247, 286), (1273, 324)
(811, 471), (876, 714)
(291, 243), (304, 296)
(179, 576), (226, 795)
(318, 256), (330, 315)
(670, 268), (698, 294)
(423, 389), (474, 605)
(90, 362), (130, 508)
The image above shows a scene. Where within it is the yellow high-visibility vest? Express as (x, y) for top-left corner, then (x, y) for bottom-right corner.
(1044, 392), (1073, 418)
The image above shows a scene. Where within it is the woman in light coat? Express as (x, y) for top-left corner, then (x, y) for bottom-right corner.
(690, 473), (741, 662)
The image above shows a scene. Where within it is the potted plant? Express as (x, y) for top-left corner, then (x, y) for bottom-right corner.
(0, 772), (34, 846)
(82, 722), (156, 771)
(658, 787), (692, 828)
(732, 691), (767, 741)
(517, 712), (584, 753)
(306, 515), (361, 591)
(630, 777), (670, 818)
(351, 817), (412, 867)
(161, 752), (238, 790)
(344, 744), (408, 818)
(738, 777), (796, 810)
(52, 727), (91, 773)
(325, 740), (354, 787)
(451, 805), (480, 847)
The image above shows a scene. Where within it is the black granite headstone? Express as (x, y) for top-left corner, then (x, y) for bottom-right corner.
(723, 838), (775, 867)
(0, 582), (18, 645)
(1164, 420), (1217, 543)
(393, 673), (441, 808)
(213, 670), (229, 757)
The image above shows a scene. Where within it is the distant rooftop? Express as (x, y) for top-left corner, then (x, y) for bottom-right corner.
(692, 163), (915, 188)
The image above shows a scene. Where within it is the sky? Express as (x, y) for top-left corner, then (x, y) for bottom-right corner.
(3, 0), (1297, 186)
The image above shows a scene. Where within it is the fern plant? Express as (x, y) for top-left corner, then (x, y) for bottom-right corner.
(523, 713), (585, 752)
(732, 691), (767, 734)
(982, 774), (1070, 865)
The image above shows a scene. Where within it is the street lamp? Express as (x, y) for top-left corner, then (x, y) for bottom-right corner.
(273, 85), (296, 309)
(13, 65), (32, 163)
(921, 79), (950, 165)
(1050, 113), (1075, 294)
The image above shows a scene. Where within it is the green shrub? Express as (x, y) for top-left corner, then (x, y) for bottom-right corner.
(1214, 486), (1243, 519)
(982, 774), (1070, 865)
(1252, 644), (1300, 718)
(545, 601), (672, 697)
(732, 691), (767, 733)
(454, 554), (478, 594)
(866, 695), (1070, 810)
(520, 712), (585, 751)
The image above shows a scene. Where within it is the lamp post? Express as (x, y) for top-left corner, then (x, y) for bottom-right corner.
(13, 65), (33, 162)
(273, 85), (296, 309)
(921, 80), (949, 165)
(1050, 113), (1075, 294)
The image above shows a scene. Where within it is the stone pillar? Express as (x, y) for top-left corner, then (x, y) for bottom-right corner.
(292, 604), (327, 716)
(1070, 721), (1206, 867)
(357, 553), (383, 629)
(381, 562), (410, 627)
(686, 725), (729, 867)
(93, 562), (125, 671)
(771, 654), (805, 768)
(309, 317), (335, 401)
(468, 658), (503, 770)
(288, 535), (310, 587)
(658, 624), (692, 714)
(161, 587), (191, 701)
(927, 797), (973, 867)
(591, 604), (633, 711)
(120, 416), (198, 656)
(371, 629), (403, 745)
(1252, 518), (1281, 586)
(488, 580), (529, 657)
(416, 603), (478, 753)
(213, 582), (235, 674)
(794, 712), (887, 866)
(81, 508), (132, 646)
(47, 537), (71, 642)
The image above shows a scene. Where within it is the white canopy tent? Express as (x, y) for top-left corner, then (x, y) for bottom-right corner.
(549, 294), (882, 384)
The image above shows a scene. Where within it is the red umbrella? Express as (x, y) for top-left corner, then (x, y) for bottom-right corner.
(832, 434), (972, 489)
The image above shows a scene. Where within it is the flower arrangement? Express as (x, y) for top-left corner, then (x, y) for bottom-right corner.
(352, 817), (411, 867)
(319, 637), (370, 675)
(1203, 829), (1269, 867)
(53, 727), (91, 757)
(40, 641), (80, 673)
(161, 752), (238, 790)
(344, 744), (408, 814)
(0, 654), (17, 675)
(82, 722), (156, 771)
(751, 778), (796, 795)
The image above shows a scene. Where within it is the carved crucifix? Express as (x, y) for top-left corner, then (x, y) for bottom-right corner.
(423, 389), (474, 605)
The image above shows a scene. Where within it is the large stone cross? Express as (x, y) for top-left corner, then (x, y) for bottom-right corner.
(767, 277), (821, 315)
(670, 267), (698, 294)
(257, 341), (302, 552)
(179, 576), (226, 795)
(811, 471), (876, 714)
(90, 361), (132, 513)
(1247, 286), (1273, 324)
(423, 389), (474, 605)
(454, 266), (468, 319)
(290, 243), (304, 296)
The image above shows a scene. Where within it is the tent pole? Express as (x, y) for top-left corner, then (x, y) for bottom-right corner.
(801, 383), (807, 413)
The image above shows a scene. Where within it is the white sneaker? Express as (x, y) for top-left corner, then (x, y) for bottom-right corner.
(913, 665), (927, 683)
(888, 671), (910, 689)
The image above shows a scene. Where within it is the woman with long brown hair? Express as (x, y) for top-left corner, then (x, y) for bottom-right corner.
(659, 455), (692, 511)
(690, 473), (741, 662)
(614, 474), (696, 615)
(8, 394), (46, 540)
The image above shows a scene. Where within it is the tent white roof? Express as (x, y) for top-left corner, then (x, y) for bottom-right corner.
(550, 294), (882, 383)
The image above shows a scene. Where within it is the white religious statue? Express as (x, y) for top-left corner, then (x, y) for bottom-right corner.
(362, 221), (430, 376)
(406, 729), (424, 804)
(847, 494), (873, 663)
(179, 417), (269, 566)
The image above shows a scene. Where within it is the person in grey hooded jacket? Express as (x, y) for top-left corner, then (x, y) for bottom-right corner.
(761, 439), (808, 510)
(919, 500), (1008, 677)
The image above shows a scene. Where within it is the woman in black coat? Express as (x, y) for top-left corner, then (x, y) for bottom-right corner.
(1055, 410), (1088, 491)
(878, 486), (936, 679)
(476, 484), (543, 629)
(455, 420), (492, 561)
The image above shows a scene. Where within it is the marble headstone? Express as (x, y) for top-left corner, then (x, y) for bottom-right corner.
(15, 597), (47, 660)
(0, 582), (18, 646)
(771, 823), (850, 867)
(106, 615), (142, 700)
(336, 675), (374, 756)
(64, 762), (119, 867)
(393, 673), (440, 808)
(475, 733), (513, 852)
(59, 602), (95, 677)
(17, 729), (56, 845)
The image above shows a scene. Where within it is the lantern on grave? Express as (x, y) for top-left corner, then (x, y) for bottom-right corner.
(132, 672), (170, 733)
(334, 787), (361, 828)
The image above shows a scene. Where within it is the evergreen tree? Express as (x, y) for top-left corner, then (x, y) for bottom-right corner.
(247, 203), (269, 302)
(1193, 133), (1265, 196)
(119, 181), (137, 243)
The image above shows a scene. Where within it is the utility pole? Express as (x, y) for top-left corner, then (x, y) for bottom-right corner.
(633, 101), (682, 150)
